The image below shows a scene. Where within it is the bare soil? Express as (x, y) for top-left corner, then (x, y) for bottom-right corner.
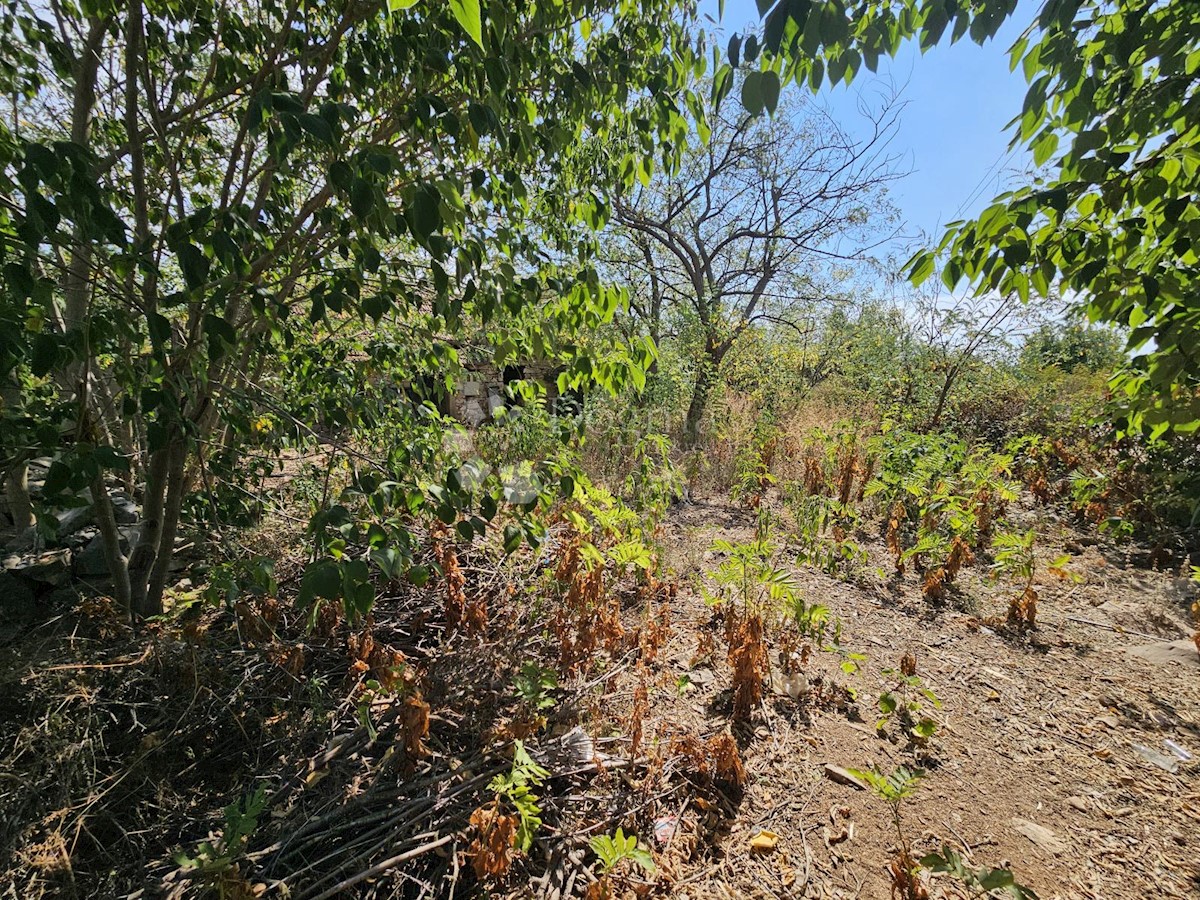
(637, 496), (1200, 899)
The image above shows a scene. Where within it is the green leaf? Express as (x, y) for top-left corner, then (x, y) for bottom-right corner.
(350, 179), (374, 219)
(905, 251), (935, 284)
(177, 243), (210, 289)
(743, 34), (759, 63)
(741, 71), (765, 116)
(30, 333), (58, 376)
(449, 0), (483, 48)
(503, 524), (523, 553)
(1032, 130), (1059, 167)
(408, 184), (442, 240)
(761, 70), (781, 115)
(204, 314), (237, 358)
(299, 561), (342, 606)
(299, 112), (335, 146)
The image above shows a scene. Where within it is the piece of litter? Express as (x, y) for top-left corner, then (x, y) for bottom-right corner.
(654, 816), (678, 845)
(560, 726), (595, 766)
(1132, 743), (1180, 774)
(1163, 739), (1192, 762)
(783, 671), (810, 699)
(749, 830), (779, 852)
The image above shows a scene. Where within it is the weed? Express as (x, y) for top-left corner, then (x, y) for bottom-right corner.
(876, 660), (941, 745)
(921, 845), (1040, 899)
(988, 529), (1075, 633)
(1192, 566), (1200, 656)
(174, 785), (268, 897)
(622, 432), (686, 518)
(514, 662), (558, 711)
(731, 416), (778, 508)
(590, 827), (655, 875)
(468, 803), (518, 879)
(786, 490), (868, 578)
(866, 427), (1017, 598)
(854, 766), (1040, 899)
(488, 740), (550, 853)
(849, 766), (927, 900)
(203, 557), (278, 611)
(703, 531), (790, 720)
(430, 522), (468, 631)
(628, 665), (650, 756)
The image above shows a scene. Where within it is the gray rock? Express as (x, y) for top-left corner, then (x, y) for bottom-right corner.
(26, 458), (52, 497)
(823, 763), (868, 790)
(65, 527), (98, 551)
(110, 491), (139, 525)
(4, 528), (37, 553)
(1012, 817), (1068, 856)
(1126, 640), (1200, 671)
(74, 527), (140, 578)
(4, 549), (72, 588)
(50, 503), (94, 539)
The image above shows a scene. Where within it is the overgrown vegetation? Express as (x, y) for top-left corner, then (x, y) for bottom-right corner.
(1, 0), (1197, 897)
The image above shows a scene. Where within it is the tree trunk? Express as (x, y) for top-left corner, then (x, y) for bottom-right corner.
(5, 462), (34, 535)
(91, 474), (132, 609)
(683, 350), (722, 448)
(127, 445), (169, 617)
(145, 440), (187, 615)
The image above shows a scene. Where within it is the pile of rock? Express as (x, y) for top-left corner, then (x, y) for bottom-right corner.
(1, 458), (143, 609)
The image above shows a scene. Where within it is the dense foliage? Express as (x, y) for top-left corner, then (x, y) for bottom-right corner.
(0, 0), (698, 617)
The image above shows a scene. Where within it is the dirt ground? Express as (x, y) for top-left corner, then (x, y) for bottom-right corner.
(2, 488), (1197, 899)
(629, 495), (1200, 899)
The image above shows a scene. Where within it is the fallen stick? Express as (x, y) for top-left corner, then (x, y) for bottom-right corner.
(307, 834), (454, 900)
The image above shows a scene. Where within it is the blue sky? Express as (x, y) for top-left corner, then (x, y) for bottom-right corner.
(703, 1), (1034, 248)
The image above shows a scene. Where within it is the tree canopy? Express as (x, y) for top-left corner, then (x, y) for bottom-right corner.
(611, 84), (900, 444)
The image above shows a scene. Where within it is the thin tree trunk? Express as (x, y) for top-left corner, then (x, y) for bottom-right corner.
(128, 445), (170, 616)
(61, 18), (108, 333)
(145, 440), (187, 615)
(5, 462), (34, 534)
(927, 363), (960, 432)
(90, 473), (132, 609)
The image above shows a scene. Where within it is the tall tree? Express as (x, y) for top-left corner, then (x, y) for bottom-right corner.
(611, 86), (900, 446)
